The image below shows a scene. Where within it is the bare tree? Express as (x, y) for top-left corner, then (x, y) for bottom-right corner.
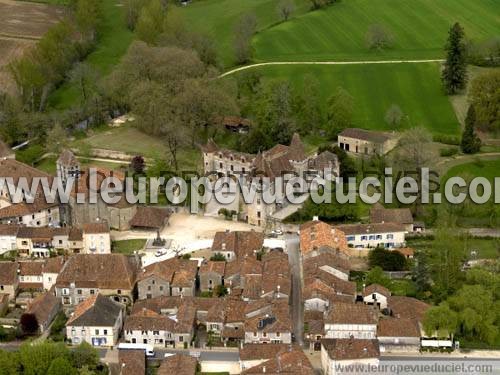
(233, 12), (257, 64)
(384, 104), (403, 128)
(277, 0), (295, 22)
(366, 24), (394, 50)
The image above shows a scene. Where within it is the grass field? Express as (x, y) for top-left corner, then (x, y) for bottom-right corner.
(232, 62), (460, 134)
(71, 126), (201, 170)
(253, 0), (500, 62)
(48, 0), (134, 109)
(112, 239), (147, 255)
(179, 0), (309, 67)
(443, 158), (500, 182)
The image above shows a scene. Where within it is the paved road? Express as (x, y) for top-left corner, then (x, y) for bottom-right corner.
(286, 233), (304, 347)
(219, 59), (444, 78)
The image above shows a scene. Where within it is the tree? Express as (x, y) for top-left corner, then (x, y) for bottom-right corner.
(368, 247), (407, 271)
(325, 87), (354, 138)
(468, 70), (500, 132)
(210, 253), (226, 261)
(69, 62), (100, 103)
(442, 23), (467, 95)
(0, 350), (19, 375)
(366, 24), (394, 50)
(294, 74), (323, 133)
(135, 0), (166, 45)
(423, 303), (458, 338)
(47, 357), (76, 375)
(277, 0), (295, 22)
(19, 341), (69, 375)
(384, 104), (403, 128)
(460, 105), (481, 154)
(123, 0), (149, 29)
(412, 251), (430, 294)
(46, 123), (68, 155)
(20, 313), (39, 335)
(318, 144), (357, 179)
(364, 266), (392, 289)
(130, 155), (146, 174)
(75, 0), (101, 42)
(233, 12), (257, 64)
(71, 342), (99, 370)
(215, 284), (228, 297)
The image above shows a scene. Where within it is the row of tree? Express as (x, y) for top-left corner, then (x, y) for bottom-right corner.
(0, 341), (103, 375)
(8, 0), (101, 112)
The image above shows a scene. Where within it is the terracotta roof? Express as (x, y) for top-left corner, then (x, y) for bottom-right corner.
(304, 269), (356, 297)
(25, 290), (60, 326)
(363, 284), (391, 298)
(199, 261), (225, 275)
(124, 308), (176, 332)
(67, 294), (122, 326)
(388, 296), (430, 323)
(173, 301), (196, 333)
(325, 303), (378, 325)
(339, 128), (392, 143)
(57, 150), (78, 167)
(129, 206), (170, 229)
(18, 261), (44, 276)
(68, 227), (83, 241)
(240, 344), (289, 361)
(17, 226), (55, 241)
(170, 260), (198, 288)
(0, 200), (58, 219)
(221, 116), (252, 128)
(306, 319), (324, 336)
(42, 256), (65, 274)
(158, 354), (197, 375)
(82, 221), (109, 234)
(0, 261), (17, 285)
(244, 300), (291, 333)
(241, 274), (263, 300)
(56, 254), (138, 290)
(300, 221), (348, 255)
(0, 224), (21, 236)
(377, 318), (420, 338)
(370, 207), (413, 225)
(336, 223), (407, 235)
(70, 167), (125, 198)
(19, 282), (43, 290)
(303, 252), (351, 276)
(212, 231), (264, 259)
(308, 151), (339, 172)
(321, 338), (380, 360)
(119, 350), (146, 375)
(242, 346), (314, 375)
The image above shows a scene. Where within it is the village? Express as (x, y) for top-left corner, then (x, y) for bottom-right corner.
(0, 134), (490, 375)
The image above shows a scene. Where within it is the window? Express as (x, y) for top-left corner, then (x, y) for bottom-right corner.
(347, 236), (355, 241)
(257, 211), (261, 218)
(276, 332), (280, 337)
(153, 331), (159, 335)
(263, 332), (267, 338)
(386, 234), (394, 240)
(77, 289), (82, 295)
(95, 329), (99, 335)
(361, 236), (367, 241)
(179, 336), (183, 342)
(58, 240), (63, 245)
(159, 286), (163, 291)
(369, 235), (375, 240)
(90, 289), (95, 295)
(152, 280), (155, 285)
(147, 285), (151, 291)
(0, 286), (3, 291)
(62, 288), (69, 295)
(117, 290), (122, 295)
(104, 329), (108, 335)
(253, 332), (257, 337)
(376, 235), (382, 240)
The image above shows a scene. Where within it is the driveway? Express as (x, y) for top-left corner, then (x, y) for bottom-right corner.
(286, 233), (304, 346)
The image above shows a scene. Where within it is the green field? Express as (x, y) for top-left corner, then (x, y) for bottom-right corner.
(112, 239), (147, 255)
(232, 62), (460, 134)
(180, 0), (309, 67)
(254, 0), (500, 62)
(444, 158), (500, 182)
(49, 0), (134, 109)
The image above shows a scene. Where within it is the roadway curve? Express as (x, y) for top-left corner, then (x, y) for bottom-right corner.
(219, 59), (445, 78)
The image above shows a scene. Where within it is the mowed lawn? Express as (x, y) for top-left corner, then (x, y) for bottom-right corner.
(444, 158), (500, 182)
(253, 0), (500, 62)
(179, 0), (309, 67)
(48, 0), (134, 109)
(236, 62), (459, 135)
(71, 126), (202, 170)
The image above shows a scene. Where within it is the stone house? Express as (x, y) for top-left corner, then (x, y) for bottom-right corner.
(241, 345), (314, 374)
(66, 294), (123, 347)
(0, 261), (18, 300)
(244, 299), (292, 344)
(22, 290), (61, 334)
(124, 308), (177, 347)
(0, 224), (20, 255)
(377, 318), (421, 352)
(42, 256), (65, 291)
(199, 261), (225, 293)
(211, 230), (264, 262)
(324, 303), (378, 340)
(363, 284), (391, 310)
(321, 338), (380, 375)
(336, 223), (407, 251)
(55, 254), (139, 307)
(338, 128), (397, 155)
(370, 206), (414, 232)
(82, 221), (111, 254)
(299, 220), (349, 259)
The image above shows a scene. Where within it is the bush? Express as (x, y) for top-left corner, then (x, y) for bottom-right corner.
(15, 144), (45, 166)
(433, 134), (460, 145)
(49, 312), (68, 341)
(368, 247), (408, 271)
(440, 147), (459, 157)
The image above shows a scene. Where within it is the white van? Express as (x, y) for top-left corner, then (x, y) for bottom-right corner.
(118, 343), (155, 357)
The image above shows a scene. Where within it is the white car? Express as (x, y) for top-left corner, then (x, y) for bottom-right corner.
(155, 249), (167, 257)
(271, 229), (283, 236)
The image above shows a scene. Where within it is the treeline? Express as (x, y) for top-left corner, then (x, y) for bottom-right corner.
(8, 0), (102, 112)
